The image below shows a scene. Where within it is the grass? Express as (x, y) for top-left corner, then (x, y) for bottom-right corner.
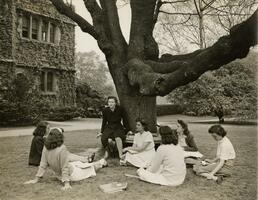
(0, 124), (257, 200)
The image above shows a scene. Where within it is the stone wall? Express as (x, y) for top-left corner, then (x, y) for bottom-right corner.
(0, 0), (76, 107)
(14, 0), (75, 71)
(0, 61), (15, 100)
(0, 0), (14, 60)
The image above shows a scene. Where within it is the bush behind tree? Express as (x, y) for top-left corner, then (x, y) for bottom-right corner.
(167, 52), (257, 119)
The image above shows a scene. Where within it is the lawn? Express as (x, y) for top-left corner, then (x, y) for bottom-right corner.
(0, 124), (256, 200)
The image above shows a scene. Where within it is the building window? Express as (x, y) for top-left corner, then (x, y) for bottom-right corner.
(40, 71), (55, 93)
(47, 72), (54, 92)
(19, 11), (60, 44)
(32, 18), (39, 40)
(49, 23), (55, 43)
(22, 15), (30, 38)
(41, 20), (48, 42)
(40, 72), (45, 91)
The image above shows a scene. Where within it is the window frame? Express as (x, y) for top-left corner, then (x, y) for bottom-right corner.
(18, 11), (61, 45)
(40, 70), (56, 94)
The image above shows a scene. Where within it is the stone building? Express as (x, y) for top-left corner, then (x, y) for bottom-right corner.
(0, 0), (76, 106)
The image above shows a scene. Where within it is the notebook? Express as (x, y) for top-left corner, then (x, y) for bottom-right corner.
(99, 182), (127, 193)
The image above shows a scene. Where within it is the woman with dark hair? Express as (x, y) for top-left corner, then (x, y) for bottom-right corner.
(137, 126), (186, 186)
(28, 121), (50, 166)
(177, 120), (203, 161)
(24, 128), (107, 190)
(193, 125), (235, 184)
(98, 96), (129, 159)
(177, 120), (198, 151)
(120, 119), (155, 168)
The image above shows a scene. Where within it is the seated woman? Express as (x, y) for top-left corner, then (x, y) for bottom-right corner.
(98, 96), (128, 159)
(193, 125), (236, 184)
(24, 128), (107, 190)
(28, 121), (50, 166)
(120, 119), (155, 168)
(177, 120), (203, 163)
(137, 126), (186, 186)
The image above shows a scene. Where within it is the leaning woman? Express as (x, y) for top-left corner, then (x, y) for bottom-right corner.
(177, 119), (203, 164)
(120, 119), (155, 168)
(24, 128), (107, 190)
(137, 126), (186, 186)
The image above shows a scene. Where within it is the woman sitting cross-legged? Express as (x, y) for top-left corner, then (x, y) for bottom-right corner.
(24, 128), (107, 190)
(137, 126), (186, 186)
(120, 119), (155, 168)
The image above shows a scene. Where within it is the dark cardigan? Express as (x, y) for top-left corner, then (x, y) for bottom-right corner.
(184, 133), (198, 152)
(28, 136), (44, 166)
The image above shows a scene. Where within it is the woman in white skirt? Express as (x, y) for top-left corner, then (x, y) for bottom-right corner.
(120, 119), (155, 168)
(24, 128), (107, 190)
(137, 126), (186, 186)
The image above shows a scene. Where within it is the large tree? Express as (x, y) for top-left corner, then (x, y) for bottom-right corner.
(50, 0), (257, 131)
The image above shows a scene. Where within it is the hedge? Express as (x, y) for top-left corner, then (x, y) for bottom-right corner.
(156, 104), (184, 116)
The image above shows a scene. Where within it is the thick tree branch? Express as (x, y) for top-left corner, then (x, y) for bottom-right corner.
(145, 60), (186, 73)
(50, 0), (98, 39)
(125, 59), (166, 95)
(128, 0), (159, 60)
(126, 9), (257, 96)
(99, 0), (128, 51)
(83, 0), (114, 56)
(156, 9), (258, 95)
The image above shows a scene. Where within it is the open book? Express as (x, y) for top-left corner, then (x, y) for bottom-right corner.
(72, 161), (93, 169)
(99, 182), (127, 193)
(183, 151), (203, 158)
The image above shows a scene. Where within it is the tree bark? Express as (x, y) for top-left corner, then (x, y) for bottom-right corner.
(119, 93), (157, 133)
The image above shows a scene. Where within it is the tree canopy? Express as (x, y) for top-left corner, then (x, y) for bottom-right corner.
(49, 0), (258, 130)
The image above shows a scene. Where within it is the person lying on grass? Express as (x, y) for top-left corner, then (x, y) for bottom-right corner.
(137, 126), (186, 186)
(24, 128), (107, 190)
(120, 118), (155, 168)
(193, 125), (236, 184)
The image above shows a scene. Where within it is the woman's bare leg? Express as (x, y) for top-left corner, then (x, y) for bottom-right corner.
(115, 137), (123, 159)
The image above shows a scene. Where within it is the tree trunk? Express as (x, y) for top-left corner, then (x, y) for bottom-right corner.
(119, 93), (157, 133)
(106, 56), (158, 133)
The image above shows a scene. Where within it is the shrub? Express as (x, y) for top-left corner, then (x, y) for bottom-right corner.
(40, 106), (81, 121)
(157, 104), (184, 116)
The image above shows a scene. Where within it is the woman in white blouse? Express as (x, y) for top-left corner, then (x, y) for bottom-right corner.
(120, 119), (155, 168)
(137, 126), (186, 186)
(24, 128), (107, 190)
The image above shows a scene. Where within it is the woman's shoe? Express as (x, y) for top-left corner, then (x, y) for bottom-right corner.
(88, 153), (95, 163)
(120, 159), (127, 166)
(99, 158), (108, 168)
